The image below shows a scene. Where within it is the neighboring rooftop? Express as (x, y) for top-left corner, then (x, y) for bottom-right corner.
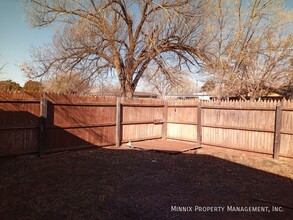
(97, 91), (158, 98)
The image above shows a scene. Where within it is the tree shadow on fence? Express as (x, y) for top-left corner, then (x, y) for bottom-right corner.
(0, 146), (292, 220)
(0, 101), (113, 156)
(0, 109), (39, 156)
(44, 100), (116, 154)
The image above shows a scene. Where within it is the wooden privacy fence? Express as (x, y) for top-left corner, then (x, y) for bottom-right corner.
(0, 92), (165, 156)
(0, 91), (292, 159)
(166, 99), (293, 159)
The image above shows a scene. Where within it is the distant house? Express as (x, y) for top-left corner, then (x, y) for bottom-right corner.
(203, 85), (293, 101)
(165, 93), (214, 100)
(224, 90), (292, 101)
(241, 87), (292, 101)
(97, 91), (158, 98)
(132, 91), (158, 98)
(259, 91), (284, 101)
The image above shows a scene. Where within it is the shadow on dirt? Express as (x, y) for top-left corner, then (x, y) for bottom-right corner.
(0, 147), (292, 220)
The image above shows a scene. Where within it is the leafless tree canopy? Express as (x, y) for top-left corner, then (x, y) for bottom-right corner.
(22, 0), (208, 98)
(42, 72), (94, 94)
(141, 65), (195, 97)
(202, 0), (293, 100)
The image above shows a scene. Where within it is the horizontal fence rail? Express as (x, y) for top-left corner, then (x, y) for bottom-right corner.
(0, 91), (292, 159)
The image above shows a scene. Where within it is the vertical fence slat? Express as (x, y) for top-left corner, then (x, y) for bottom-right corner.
(162, 101), (168, 140)
(116, 98), (122, 147)
(197, 100), (202, 146)
(273, 105), (282, 159)
(39, 97), (47, 157)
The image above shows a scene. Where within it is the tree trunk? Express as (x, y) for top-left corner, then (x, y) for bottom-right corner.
(250, 93), (258, 101)
(117, 67), (135, 98)
(120, 80), (134, 98)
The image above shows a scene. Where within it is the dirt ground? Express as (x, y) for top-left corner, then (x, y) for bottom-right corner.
(0, 140), (292, 220)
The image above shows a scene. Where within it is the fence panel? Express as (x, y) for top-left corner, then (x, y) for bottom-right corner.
(201, 104), (276, 154)
(280, 101), (293, 157)
(0, 92), (40, 156)
(121, 98), (164, 143)
(202, 127), (274, 154)
(166, 99), (198, 142)
(45, 94), (116, 152)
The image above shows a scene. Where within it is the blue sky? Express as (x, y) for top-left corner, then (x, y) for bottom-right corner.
(0, 0), (293, 86)
(0, 0), (53, 86)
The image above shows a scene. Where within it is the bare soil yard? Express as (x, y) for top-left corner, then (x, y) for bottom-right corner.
(0, 141), (292, 219)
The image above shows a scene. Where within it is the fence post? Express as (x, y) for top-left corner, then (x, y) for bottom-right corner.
(273, 105), (282, 159)
(39, 97), (47, 157)
(162, 101), (168, 140)
(116, 97), (122, 147)
(197, 100), (202, 147)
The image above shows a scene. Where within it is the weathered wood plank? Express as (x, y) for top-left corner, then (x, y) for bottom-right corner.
(273, 105), (282, 159)
(162, 102), (168, 140)
(197, 100), (202, 146)
(116, 98), (122, 147)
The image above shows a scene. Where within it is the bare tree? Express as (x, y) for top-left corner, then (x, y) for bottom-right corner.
(22, 0), (209, 98)
(42, 72), (94, 94)
(141, 65), (193, 97)
(202, 0), (293, 100)
(284, 58), (293, 97)
(93, 77), (120, 95)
